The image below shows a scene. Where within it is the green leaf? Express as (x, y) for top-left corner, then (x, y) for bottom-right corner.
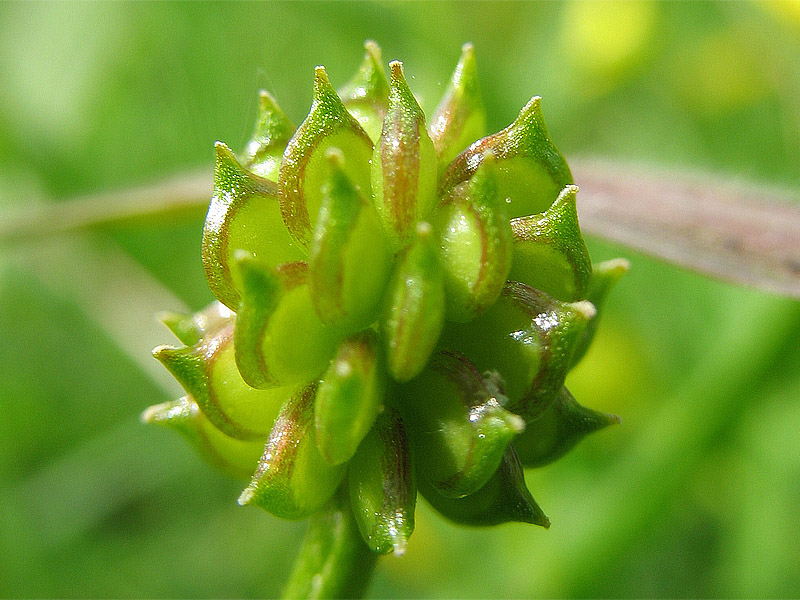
(203, 142), (304, 310)
(238, 384), (347, 520)
(348, 408), (416, 555)
(370, 61), (438, 249)
(280, 66), (373, 249)
(439, 96), (572, 219)
(509, 184), (592, 301)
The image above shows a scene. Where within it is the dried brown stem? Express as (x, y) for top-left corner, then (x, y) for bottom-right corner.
(2, 161), (799, 298)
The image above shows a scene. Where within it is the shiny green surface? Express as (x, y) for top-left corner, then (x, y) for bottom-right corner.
(315, 332), (385, 466)
(238, 385), (347, 520)
(381, 222), (446, 382)
(429, 43), (487, 171)
(401, 351), (525, 498)
(309, 152), (392, 329)
(432, 154), (513, 322)
(279, 67), (373, 249)
(370, 62), (438, 249)
(2, 2), (800, 598)
(509, 185), (592, 302)
(203, 143), (304, 310)
(348, 409), (416, 555)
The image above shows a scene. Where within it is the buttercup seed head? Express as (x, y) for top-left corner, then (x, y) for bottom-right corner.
(143, 41), (625, 564)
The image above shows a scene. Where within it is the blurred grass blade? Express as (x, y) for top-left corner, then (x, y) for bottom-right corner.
(524, 293), (800, 598)
(572, 158), (800, 298)
(0, 169), (210, 246)
(3, 161), (800, 297)
(7, 235), (189, 396)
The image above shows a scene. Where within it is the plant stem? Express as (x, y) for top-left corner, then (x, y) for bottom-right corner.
(282, 492), (378, 600)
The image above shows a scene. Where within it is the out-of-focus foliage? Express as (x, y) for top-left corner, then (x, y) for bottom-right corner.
(1, 2), (799, 597)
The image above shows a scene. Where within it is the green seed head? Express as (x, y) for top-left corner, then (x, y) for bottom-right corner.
(143, 42), (626, 554)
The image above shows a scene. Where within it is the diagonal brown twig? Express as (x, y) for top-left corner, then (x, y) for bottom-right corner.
(571, 158), (800, 299)
(2, 161), (799, 298)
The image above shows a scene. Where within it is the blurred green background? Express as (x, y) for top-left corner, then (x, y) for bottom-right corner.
(1, 1), (799, 597)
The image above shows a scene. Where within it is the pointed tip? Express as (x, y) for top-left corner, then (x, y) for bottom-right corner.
(152, 343), (177, 361)
(153, 341), (200, 377)
(340, 40), (389, 105)
(519, 498), (551, 528)
(237, 486), (255, 506)
(256, 89), (292, 125)
(599, 257), (631, 277)
(364, 39), (382, 62)
(140, 404), (160, 424)
(570, 300), (597, 321)
(517, 96), (543, 122)
(313, 65), (332, 95)
(258, 89), (279, 108)
(386, 59), (425, 122)
(157, 309), (186, 330)
(560, 184), (579, 199)
(455, 43), (477, 81)
(158, 311), (202, 346)
(214, 140), (238, 165)
(141, 397), (194, 425)
(415, 220), (433, 238)
(612, 257), (631, 272)
(391, 533), (408, 557)
(389, 60), (405, 83)
(582, 407), (622, 434)
(324, 146), (345, 169)
(248, 90), (294, 151)
(508, 413), (526, 434)
(152, 345), (201, 391)
(549, 184), (580, 215)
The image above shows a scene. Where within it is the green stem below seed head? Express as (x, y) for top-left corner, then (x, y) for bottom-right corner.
(282, 491), (378, 600)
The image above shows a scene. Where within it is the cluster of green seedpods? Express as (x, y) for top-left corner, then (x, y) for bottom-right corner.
(143, 41), (626, 555)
